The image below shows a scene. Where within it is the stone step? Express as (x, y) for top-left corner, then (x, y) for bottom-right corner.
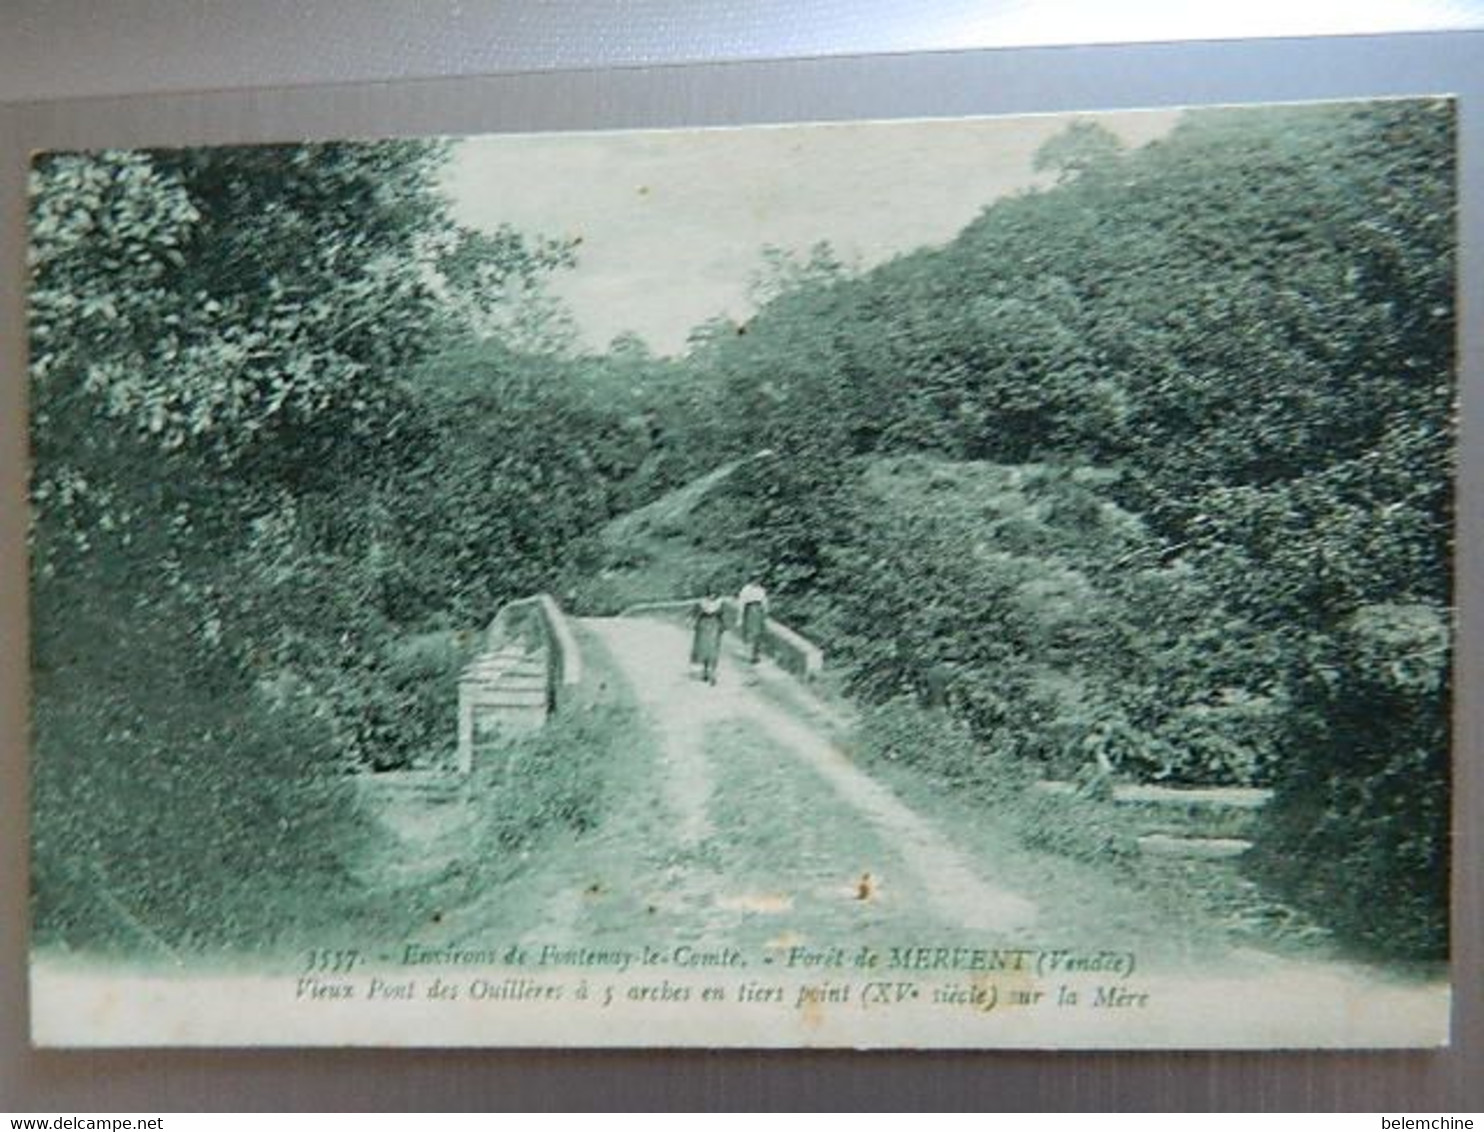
(473, 712), (547, 734)
(471, 696), (548, 710)
(469, 645), (533, 661)
(462, 659), (547, 679)
(1032, 780), (1272, 810)
(463, 686), (548, 700)
(462, 667), (515, 682)
(465, 654), (521, 669)
(1114, 785), (1273, 809)
(1137, 834), (1253, 859)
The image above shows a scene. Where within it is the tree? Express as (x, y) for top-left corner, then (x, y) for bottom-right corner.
(1032, 120), (1125, 184)
(27, 137), (584, 951)
(435, 224), (580, 354)
(746, 240), (851, 307)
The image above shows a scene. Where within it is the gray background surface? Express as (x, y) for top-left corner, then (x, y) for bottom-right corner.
(4, 1), (1484, 105)
(1, 3), (1480, 1111)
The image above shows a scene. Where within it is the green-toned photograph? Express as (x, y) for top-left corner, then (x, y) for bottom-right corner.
(27, 101), (1454, 1047)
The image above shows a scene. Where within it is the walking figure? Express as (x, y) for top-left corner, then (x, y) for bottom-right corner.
(737, 579), (769, 664)
(689, 593), (726, 685)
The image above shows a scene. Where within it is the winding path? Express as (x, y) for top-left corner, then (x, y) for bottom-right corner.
(586, 616), (1037, 935)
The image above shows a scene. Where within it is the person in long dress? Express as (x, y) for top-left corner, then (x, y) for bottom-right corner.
(737, 580), (769, 664)
(689, 593), (726, 685)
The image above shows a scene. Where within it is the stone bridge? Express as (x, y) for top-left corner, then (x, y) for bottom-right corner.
(456, 592), (823, 771)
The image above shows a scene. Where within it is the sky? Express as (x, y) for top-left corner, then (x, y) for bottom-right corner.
(442, 109), (1182, 356)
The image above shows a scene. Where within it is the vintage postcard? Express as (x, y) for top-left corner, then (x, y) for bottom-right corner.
(27, 100), (1454, 1047)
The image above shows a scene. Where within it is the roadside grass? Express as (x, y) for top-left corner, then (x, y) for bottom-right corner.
(844, 698), (1335, 964)
(30, 653), (384, 967)
(743, 666), (1334, 967)
(384, 621), (650, 945)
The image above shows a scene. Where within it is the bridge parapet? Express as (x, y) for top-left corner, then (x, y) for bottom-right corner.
(485, 594), (583, 701)
(619, 597), (823, 681)
(457, 593), (583, 772)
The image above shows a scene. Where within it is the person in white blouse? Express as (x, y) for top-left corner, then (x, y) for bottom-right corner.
(736, 580), (769, 664)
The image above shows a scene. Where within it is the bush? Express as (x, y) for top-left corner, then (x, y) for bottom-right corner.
(851, 697), (1143, 868)
(1013, 788), (1143, 867)
(855, 697), (1029, 802)
(31, 601), (376, 957)
(483, 706), (631, 846)
(1249, 604), (1450, 961)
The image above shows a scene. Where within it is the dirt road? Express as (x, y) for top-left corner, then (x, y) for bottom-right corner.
(591, 615), (1034, 933)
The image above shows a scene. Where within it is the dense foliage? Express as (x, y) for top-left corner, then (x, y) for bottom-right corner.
(28, 141), (640, 951)
(653, 101), (1454, 958)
